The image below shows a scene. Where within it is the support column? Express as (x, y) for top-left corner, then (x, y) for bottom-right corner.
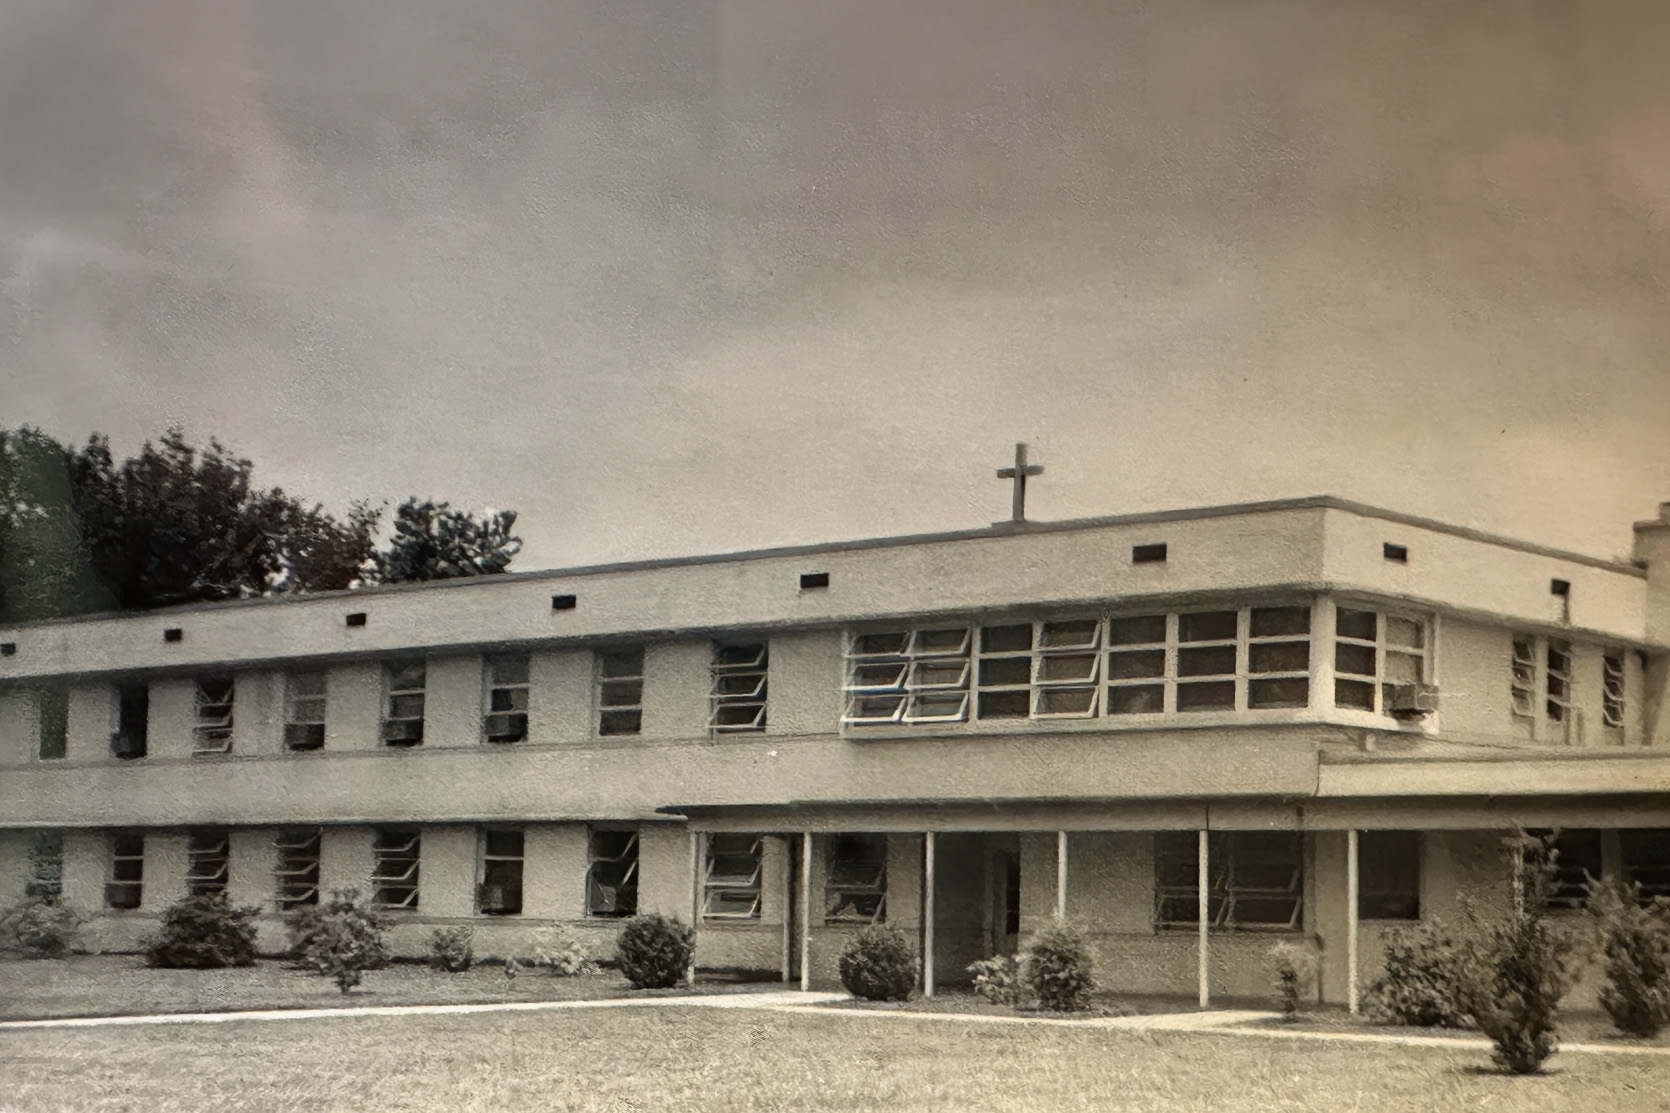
(1197, 829), (1210, 1009)
(781, 835), (793, 984)
(1056, 830), (1068, 922)
(1347, 828), (1360, 1015)
(687, 830), (701, 985)
(799, 832), (813, 992)
(923, 832), (936, 998)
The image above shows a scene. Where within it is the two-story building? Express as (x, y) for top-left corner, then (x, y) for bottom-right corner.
(5, 494), (1670, 1007)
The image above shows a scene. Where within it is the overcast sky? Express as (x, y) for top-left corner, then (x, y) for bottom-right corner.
(4, 0), (1669, 570)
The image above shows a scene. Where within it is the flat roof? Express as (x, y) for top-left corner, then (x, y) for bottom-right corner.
(3, 494), (1644, 628)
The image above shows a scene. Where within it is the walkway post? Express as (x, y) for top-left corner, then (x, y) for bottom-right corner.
(781, 835), (793, 983)
(800, 832), (813, 992)
(1056, 830), (1068, 922)
(1347, 829), (1360, 1015)
(688, 830), (701, 986)
(923, 832), (936, 998)
(1198, 829), (1210, 1009)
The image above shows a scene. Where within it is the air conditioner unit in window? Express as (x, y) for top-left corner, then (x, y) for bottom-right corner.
(1389, 683), (1440, 719)
(478, 884), (512, 915)
(110, 731), (146, 759)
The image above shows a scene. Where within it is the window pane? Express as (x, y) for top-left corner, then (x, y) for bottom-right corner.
(1249, 642), (1309, 674)
(1040, 620), (1099, 648)
(980, 624), (1033, 652)
(1178, 646), (1236, 677)
(600, 649), (644, 678)
(599, 709), (642, 735)
(389, 663), (426, 690)
(1335, 678), (1376, 709)
(1336, 609), (1377, 641)
(977, 691), (1030, 719)
(1108, 649), (1165, 680)
(1335, 643), (1376, 677)
(913, 628), (969, 655)
(1250, 606), (1310, 638)
(1176, 681), (1235, 711)
(1036, 688), (1096, 716)
(485, 830), (524, 857)
(1179, 611), (1237, 643)
(855, 632), (908, 656)
(1385, 616), (1423, 649)
(1107, 685), (1164, 714)
(1359, 831), (1420, 920)
(1249, 677), (1308, 708)
(978, 658), (1031, 686)
(490, 656), (530, 685)
(1108, 615), (1166, 645)
(1039, 654), (1097, 682)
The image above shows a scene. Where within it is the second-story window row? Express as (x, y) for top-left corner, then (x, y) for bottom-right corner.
(843, 606), (1315, 726)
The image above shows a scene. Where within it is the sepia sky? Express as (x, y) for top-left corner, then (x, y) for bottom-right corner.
(3, 0), (1669, 571)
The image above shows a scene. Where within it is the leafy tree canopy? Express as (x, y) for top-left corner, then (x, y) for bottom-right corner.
(0, 424), (522, 621)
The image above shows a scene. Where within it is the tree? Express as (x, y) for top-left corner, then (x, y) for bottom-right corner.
(0, 426), (108, 622)
(371, 497), (521, 583)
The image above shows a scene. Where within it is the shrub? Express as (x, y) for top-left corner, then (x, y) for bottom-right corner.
(615, 914), (696, 990)
(527, 925), (593, 976)
(1022, 922), (1094, 1013)
(428, 925), (474, 973)
(967, 954), (1022, 1006)
(1589, 883), (1670, 1038)
(1457, 835), (1579, 1075)
(0, 897), (91, 959)
(1367, 917), (1472, 1028)
(144, 891), (259, 969)
(1269, 941), (1319, 1022)
(838, 925), (918, 1001)
(286, 889), (391, 994)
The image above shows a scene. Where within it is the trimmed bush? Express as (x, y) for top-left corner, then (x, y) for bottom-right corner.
(615, 914), (696, 989)
(0, 896), (91, 959)
(1022, 922), (1094, 1012)
(1367, 917), (1472, 1028)
(528, 925), (593, 976)
(428, 925), (475, 973)
(1589, 883), (1670, 1038)
(145, 891), (259, 969)
(1269, 941), (1319, 1021)
(838, 925), (918, 1001)
(1464, 909), (1577, 1074)
(967, 954), (1022, 1006)
(286, 889), (391, 994)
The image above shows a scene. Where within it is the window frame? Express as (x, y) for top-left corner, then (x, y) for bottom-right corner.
(113, 682), (149, 759)
(185, 829), (231, 897)
(702, 833), (765, 922)
(26, 832), (64, 901)
(106, 832), (145, 911)
(586, 827), (639, 918)
(596, 647), (645, 737)
(824, 833), (888, 925)
(478, 828), (525, 915)
(33, 683), (68, 760)
(1154, 830), (1304, 933)
(382, 661), (427, 747)
(484, 655), (530, 743)
(1357, 830), (1421, 921)
(284, 670), (328, 751)
(710, 642), (769, 734)
(371, 828), (422, 910)
(1333, 607), (1430, 716)
(192, 674), (236, 755)
(1603, 652), (1627, 732)
(274, 828), (322, 911)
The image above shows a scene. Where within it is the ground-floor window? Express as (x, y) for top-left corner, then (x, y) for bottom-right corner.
(479, 829), (524, 915)
(825, 834), (887, 924)
(587, 828), (639, 918)
(27, 832), (64, 900)
(1154, 831), (1303, 931)
(1358, 831), (1420, 920)
(372, 828), (421, 910)
(1525, 828), (1604, 911)
(703, 834), (764, 921)
(106, 832), (144, 910)
(186, 829), (230, 896)
(1622, 829), (1670, 903)
(274, 829), (322, 910)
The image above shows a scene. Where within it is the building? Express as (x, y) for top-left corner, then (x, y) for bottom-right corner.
(5, 493), (1670, 1008)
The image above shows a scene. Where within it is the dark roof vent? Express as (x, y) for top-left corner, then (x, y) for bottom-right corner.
(0, 642), (15, 657)
(163, 627), (184, 643)
(1383, 543), (1409, 563)
(800, 572), (830, 590)
(1551, 578), (1571, 597)
(551, 594), (577, 611)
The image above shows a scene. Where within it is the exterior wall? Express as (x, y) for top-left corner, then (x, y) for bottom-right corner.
(0, 686), (38, 764)
(426, 657), (484, 749)
(529, 651), (591, 745)
(766, 631), (842, 736)
(1436, 619), (1512, 744)
(65, 682), (111, 762)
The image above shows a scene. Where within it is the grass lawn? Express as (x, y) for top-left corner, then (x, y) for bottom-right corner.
(5, 1005), (1670, 1113)
(0, 955), (776, 1021)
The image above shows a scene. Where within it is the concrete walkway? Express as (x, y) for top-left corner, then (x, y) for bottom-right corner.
(5, 992), (1670, 1058)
